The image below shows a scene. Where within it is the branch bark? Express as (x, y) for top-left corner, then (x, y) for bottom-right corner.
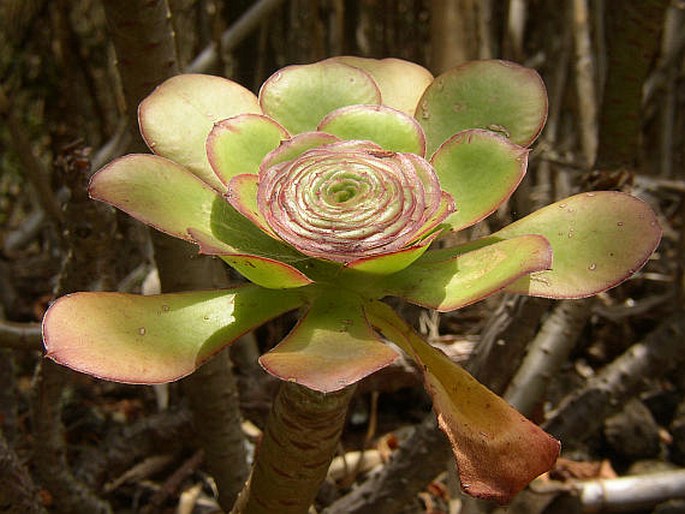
(504, 299), (593, 416)
(322, 414), (446, 514)
(595, 0), (668, 169)
(0, 88), (63, 224)
(0, 321), (42, 351)
(30, 145), (117, 514)
(187, 0), (286, 73)
(0, 431), (48, 514)
(543, 311), (685, 444)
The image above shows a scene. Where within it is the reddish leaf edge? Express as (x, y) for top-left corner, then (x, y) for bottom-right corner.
(365, 300), (560, 503)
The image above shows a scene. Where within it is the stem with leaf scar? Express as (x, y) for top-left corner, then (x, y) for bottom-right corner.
(233, 382), (355, 514)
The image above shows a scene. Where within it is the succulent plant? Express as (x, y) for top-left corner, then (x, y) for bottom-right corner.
(42, 57), (661, 502)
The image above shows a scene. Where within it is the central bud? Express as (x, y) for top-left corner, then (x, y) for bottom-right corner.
(257, 141), (452, 263)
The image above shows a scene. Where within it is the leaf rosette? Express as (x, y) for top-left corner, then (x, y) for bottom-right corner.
(248, 141), (453, 263)
(41, 57), (662, 503)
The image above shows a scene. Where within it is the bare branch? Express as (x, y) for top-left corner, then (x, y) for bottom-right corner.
(0, 320), (42, 351)
(504, 299), (593, 416)
(543, 312), (685, 444)
(187, 0), (287, 73)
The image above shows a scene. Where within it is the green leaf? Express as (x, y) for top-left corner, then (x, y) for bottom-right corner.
(431, 129), (528, 231)
(259, 132), (340, 171)
(90, 154), (302, 263)
(344, 233), (438, 276)
(377, 235), (552, 311)
(318, 104), (426, 155)
(90, 154), (221, 242)
(494, 191), (662, 298)
(188, 228), (313, 289)
(206, 114), (289, 187)
(259, 61), (381, 134)
(365, 301), (560, 503)
(225, 173), (277, 235)
(411, 192), (456, 241)
(139, 74), (261, 191)
(259, 291), (398, 393)
(417, 60), (548, 155)
(330, 56), (434, 115)
(208, 195), (305, 263)
(43, 287), (305, 383)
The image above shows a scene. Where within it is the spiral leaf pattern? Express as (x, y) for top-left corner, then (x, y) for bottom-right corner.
(258, 141), (453, 263)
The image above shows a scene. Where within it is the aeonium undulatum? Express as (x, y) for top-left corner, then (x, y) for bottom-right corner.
(42, 57), (661, 502)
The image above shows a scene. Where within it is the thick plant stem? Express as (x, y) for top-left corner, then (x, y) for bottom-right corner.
(235, 382), (355, 514)
(183, 346), (249, 510)
(103, 2), (249, 507)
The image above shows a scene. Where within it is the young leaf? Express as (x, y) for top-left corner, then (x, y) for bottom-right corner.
(318, 104), (426, 155)
(344, 233), (439, 276)
(259, 132), (341, 172)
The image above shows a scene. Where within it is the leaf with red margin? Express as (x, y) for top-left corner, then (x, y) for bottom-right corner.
(318, 104), (426, 155)
(343, 233), (439, 276)
(259, 60), (381, 134)
(259, 132), (340, 172)
(188, 228), (313, 289)
(89, 154), (222, 243)
(206, 114), (289, 187)
(417, 60), (547, 156)
(330, 56), (434, 115)
(431, 129), (529, 232)
(365, 300), (560, 503)
(225, 173), (276, 237)
(374, 235), (552, 312)
(259, 291), (398, 393)
(89, 154), (301, 263)
(139, 74), (261, 191)
(43, 287), (305, 384)
(494, 192), (662, 298)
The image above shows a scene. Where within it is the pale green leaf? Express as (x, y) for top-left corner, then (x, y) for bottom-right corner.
(43, 287), (304, 383)
(139, 74), (261, 190)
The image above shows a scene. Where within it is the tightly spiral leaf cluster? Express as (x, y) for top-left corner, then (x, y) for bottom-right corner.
(257, 141), (452, 262)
